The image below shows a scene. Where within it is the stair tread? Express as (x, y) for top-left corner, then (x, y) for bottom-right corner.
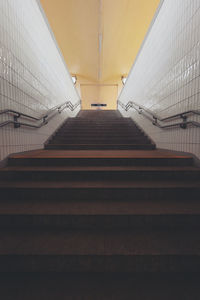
(1, 212), (200, 216)
(1, 110), (200, 276)
(1, 166), (199, 172)
(0, 199), (200, 214)
(9, 149), (192, 159)
(0, 180), (199, 188)
(47, 144), (154, 146)
(46, 145), (156, 150)
(0, 229), (199, 255)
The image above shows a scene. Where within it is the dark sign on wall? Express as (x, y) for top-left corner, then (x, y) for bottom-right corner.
(91, 104), (107, 107)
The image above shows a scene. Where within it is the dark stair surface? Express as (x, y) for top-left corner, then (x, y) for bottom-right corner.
(0, 110), (200, 299)
(45, 109), (155, 150)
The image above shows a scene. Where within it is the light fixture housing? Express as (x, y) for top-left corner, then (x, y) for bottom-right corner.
(121, 76), (127, 85)
(72, 75), (77, 84)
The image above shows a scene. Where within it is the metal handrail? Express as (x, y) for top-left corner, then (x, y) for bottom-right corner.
(0, 100), (81, 129)
(118, 100), (200, 129)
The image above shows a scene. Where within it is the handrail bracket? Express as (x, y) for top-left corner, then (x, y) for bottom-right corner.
(152, 116), (157, 126)
(14, 113), (21, 128)
(180, 114), (187, 129)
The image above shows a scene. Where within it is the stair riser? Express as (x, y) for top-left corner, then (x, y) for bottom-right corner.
(49, 140), (151, 145)
(1, 170), (199, 181)
(65, 122), (135, 125)
(53, 137), (145, 141)
(59, 128), (141, 133)
(67, 118), (132, 121)
(0, 273), (199, 300)
(63, 119), (135, 121)
(59, 126), (141, 130)
(55, 133), (144, 137)
(54, 134), (144, 139)
(59, 129), (143, 134)
(0, 215), (200, 229)
(61, 125), (139, 129)
(63, 119), (135, 122)
(45, 144), (155, 150)
(0, 255), (199, 272)
(57, 133), (143, 137)
(8, 157), (193, 167)
(55, 130), (143, 134)
(61, 123), (139, 126)
(62, 127), (138, 130)
(0, 187), (199, 201)
(0, 197), (199, 215)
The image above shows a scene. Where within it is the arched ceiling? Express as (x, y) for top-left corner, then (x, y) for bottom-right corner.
(40, 0), (160, 84)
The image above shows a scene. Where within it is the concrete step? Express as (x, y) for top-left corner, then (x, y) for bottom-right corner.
(49, 139), (151, 145)
(61, 120), (138, 125)
(57, 131), (143, 136)
(1, 273), (199, 300)
(0, 192), (199, 216)
(0, 227), (199, 256)
(1, 166), (199, 181)
(61, 121), (139, 126)
(51, 135), (148, 140)
(0, 214), (200, 229)
(61, 119), (140, 123)
(56, 131), (144, 137)
(0, 229), (199, 272)
(60, 126), (141, 132)
(62, 121), (138, 125)
(45, 144), (156, 150)
(7, 151), (194, 167)
(0, 180), (199, 202)
(66, 118), (133, 122)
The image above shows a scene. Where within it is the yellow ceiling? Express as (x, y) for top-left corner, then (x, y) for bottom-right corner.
(40, 0), (160, 83)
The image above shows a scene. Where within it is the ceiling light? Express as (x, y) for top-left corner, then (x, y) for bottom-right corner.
(72, 75), (77, 84)
(121, 76), (127, 85)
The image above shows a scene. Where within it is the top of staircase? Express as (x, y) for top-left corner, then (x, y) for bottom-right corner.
(77, 110), (122, 119)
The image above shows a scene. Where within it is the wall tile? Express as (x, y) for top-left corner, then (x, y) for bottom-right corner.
(119, 0), (200, 160)
(0, 0), (80, 161)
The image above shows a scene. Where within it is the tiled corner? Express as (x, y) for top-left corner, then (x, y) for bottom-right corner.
(0, 0), (80, 161)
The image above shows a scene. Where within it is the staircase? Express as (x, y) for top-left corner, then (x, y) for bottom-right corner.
(45, 110), (155, 150)
(0, 110), (200, 299)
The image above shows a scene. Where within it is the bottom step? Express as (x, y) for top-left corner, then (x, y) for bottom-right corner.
(0, 273), (200, 300)
(0, 255), (200, 272)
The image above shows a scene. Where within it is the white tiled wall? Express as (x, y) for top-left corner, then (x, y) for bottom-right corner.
(0, 0), (80, 161)
(119, 0), (200, 159)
